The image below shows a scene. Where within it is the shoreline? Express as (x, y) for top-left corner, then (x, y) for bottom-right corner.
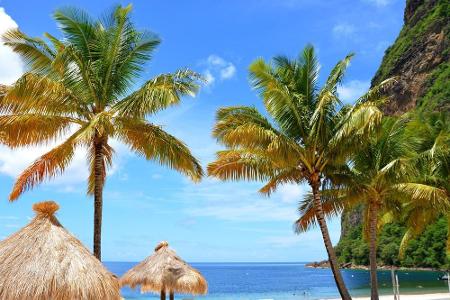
(327, 292), (450, 300)
(306, 260), (448, 272)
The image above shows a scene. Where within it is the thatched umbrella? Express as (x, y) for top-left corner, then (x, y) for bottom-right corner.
(120, 241), (207, 300)
(0, 201), (121, 300)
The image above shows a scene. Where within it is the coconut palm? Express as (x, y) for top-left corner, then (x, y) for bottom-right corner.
(208, 45), (391, 300)
(296, 117), (423, 300)
(395, 112), (450, 258)
(0, 5), (203, 260)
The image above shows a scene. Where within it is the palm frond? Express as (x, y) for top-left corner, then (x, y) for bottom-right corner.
(116, 118), (203, 181)
(0, 114), (80, 148)
(0, 73), (85, 115)
(394, 183), (449, 208)
(9, 127), (88, 200)
(259, 168), (305, 196)
(2, 29), (55, 74)
(113, 69), (202, 117)
(294, 189), (344, 233)
(207, 149), (275, 182)
(249, 58), (307, 140)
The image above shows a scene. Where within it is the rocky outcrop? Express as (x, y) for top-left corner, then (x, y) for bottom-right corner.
(371, 0), (449, 114)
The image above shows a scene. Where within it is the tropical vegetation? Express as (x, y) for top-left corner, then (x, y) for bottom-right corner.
(0, 4), (203, 260)
(207, 45), (396, 300)
(335, 111), (450, 274)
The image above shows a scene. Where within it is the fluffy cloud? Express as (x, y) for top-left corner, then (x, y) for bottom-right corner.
(202, 55), (236, 86)
(277, 183), (307, 203)
(0, 7), (23, 85)
(183, 178), (305, 222)
(363, 0), (394, 7)
(337, 80), (370, 104)
(332, 23), (356, 38)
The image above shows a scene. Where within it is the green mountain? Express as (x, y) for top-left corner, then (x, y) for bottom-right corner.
(337, 0), (450, 269)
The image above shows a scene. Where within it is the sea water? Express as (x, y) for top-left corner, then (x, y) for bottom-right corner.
(105, 262), (450, 300)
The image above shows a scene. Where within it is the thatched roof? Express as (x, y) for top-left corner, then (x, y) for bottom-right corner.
(0, 201), (121, 300)
(120, 241), (207, 295)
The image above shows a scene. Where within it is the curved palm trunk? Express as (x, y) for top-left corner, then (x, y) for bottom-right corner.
(312, 181), (352, 300)
(369, 201), (379, 300)
(93, 137), (105, 260)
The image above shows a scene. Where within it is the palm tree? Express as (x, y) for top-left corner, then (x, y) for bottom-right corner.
(395, 112), (450, 258)
(207, 45), (391, 300)
(296, 117), (421, 300)
(0, 4), (203, 260)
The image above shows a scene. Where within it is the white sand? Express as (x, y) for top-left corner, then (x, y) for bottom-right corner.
(327, 293), (450, 300)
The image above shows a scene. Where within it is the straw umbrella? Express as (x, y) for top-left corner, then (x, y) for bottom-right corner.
(120, 241), (207, 300)
(0, 201), (121, 300)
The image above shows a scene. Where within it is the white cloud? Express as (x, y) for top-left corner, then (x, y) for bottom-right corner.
(201, 55), (236, 88)
(203, 69), (215, 86)
(0, 7), (23, 85)
(332, 23), (356, 38)
(277, 183), (307, 203)
(183, 178), (300, 222)
(363, 0), (394, 7)
(220, 64), (236, 80)
(337, 80), (370, 104)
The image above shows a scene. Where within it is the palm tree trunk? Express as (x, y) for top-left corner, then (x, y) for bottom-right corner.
(369, 201), (379, 300)
(169, 291), (174, 300)
(311, 181), (352, 300)
(93, 137), (105, 260)
(160, 290), (166, 300)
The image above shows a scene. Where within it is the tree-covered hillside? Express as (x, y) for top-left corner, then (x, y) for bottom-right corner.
(337, 0), (450, 269)
(336, 217), (449, 269)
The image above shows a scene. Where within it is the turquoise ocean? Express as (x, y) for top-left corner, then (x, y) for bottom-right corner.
(105, 262), (450, 299)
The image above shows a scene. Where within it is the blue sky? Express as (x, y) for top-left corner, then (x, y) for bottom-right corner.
(0, 0), (405, 262)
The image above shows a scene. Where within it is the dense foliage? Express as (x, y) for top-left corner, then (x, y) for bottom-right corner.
(336, 216), (450, 269)
(417, 62), (450, 111)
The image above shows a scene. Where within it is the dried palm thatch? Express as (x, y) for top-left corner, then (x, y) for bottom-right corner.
(0, 201), (121, 300)
(120, 241), (207, 299)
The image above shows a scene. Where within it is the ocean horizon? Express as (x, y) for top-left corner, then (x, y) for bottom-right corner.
(105, 262), (450, 299)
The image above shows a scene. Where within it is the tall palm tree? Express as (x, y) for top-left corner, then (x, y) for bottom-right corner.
(296, 117), (421, 300)
(0, 5), (203, 260)
(394, 112), (450, 258)
(207, 45), (391, 300)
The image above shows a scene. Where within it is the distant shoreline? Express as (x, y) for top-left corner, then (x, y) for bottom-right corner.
(327, 293), (450, 300)
(306, 260), (448, 272)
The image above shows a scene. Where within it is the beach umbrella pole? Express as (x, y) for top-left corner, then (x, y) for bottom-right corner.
(161, 289), (166, 300)
(170, 291), (174, 300)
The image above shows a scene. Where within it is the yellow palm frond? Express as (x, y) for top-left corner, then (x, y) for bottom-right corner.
(394, 183), (449, 208)
(9, 127), (88, 201)
(115, 118), (203, 181)
(213, 106), (302, 166)
(208, 149), (275, 182)
(330, 101), (383, 148)
(0, 114), (80, 148)
(1, 73), (84, 115)
(113, 69), (202, 118)
(259, 168), (304, 196)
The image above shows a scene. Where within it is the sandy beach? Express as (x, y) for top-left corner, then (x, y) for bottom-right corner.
(329, 293), (450, 300)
